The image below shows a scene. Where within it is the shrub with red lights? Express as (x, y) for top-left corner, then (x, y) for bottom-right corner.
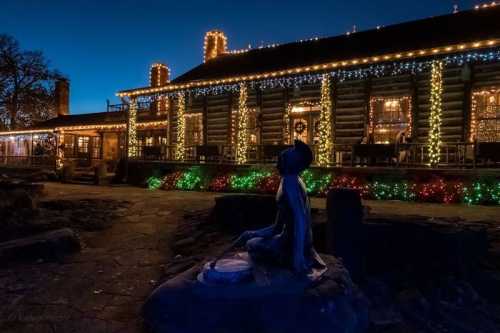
(151, 166), (499, 206)
(416, 178), (464, 204)
(162, 171), (183, 190)
(328, 175), (369, 198)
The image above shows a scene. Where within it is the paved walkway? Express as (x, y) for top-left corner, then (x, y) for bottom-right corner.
(2, 183), (499, 333)
(1, 184), (220, 333)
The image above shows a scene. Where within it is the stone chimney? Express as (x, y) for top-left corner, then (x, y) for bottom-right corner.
(204, 30), (228, 62)
(150, 63), (170, 87)
(55, 79), (69, 116)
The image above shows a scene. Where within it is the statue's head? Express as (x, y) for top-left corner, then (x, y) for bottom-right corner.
(277, 140), (313, 175)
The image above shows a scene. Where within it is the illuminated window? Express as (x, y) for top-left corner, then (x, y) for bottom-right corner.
(370, 97), (412, 144)
(185, 113), (203, 146)
(473, 90), (500, 142)
(64, 134), (75, 157)
(77, 136), (89, 153)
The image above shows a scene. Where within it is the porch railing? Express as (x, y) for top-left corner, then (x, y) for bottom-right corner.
(1, 142), (495, 170)
(129, 142), (496, 168)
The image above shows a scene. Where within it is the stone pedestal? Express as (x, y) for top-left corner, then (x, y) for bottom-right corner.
(142, 255), (368, 333)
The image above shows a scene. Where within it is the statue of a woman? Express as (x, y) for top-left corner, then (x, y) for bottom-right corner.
(238, 140), (327, 280)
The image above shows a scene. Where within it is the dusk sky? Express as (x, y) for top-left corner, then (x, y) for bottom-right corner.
(1, 0), (478, 114)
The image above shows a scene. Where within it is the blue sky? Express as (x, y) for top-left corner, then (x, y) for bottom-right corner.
(1, 0), (477, 114)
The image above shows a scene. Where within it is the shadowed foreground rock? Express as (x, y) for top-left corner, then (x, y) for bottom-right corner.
(142, 255), (368, 333)
(0, 228), (80, 264)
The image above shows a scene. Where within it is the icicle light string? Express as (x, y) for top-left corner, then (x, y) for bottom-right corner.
(129, 50), (500, 102)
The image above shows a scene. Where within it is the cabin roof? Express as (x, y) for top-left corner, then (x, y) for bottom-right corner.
(30, 111), (127, 130)
(170, 7), (500, 84)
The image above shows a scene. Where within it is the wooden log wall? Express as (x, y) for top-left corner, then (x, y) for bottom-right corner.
(206, 94), (231, 145)
(335, 79), (367, 145)
(260, 88), (287, 144)
(165, 62), (500, 148)
(474, 62), (500, 89)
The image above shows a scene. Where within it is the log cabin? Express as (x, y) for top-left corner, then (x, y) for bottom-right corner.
(1, 4), (500, 172)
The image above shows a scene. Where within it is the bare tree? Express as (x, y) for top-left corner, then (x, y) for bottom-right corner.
(0, 34), (63, 130)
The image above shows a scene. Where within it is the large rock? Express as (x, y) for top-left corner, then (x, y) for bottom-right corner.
(326, 188), (365, 282)
(0, 228), (80, 264)
(142, 255), (368, 333)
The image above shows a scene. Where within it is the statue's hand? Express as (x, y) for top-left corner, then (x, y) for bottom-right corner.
(237, 230), (258, 245)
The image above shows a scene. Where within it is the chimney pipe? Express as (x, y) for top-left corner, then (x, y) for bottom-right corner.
(55, 79), (70, 116)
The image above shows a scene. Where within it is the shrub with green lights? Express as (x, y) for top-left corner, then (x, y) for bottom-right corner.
(147, 166), (500, 206)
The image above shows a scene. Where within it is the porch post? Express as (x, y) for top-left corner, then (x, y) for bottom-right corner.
(175, 91), (186, 161)
(235, 82), (249, 165)
(56, 130), (65, 170)
(127, 97), (138, 158)
(318, 74), (333, 167)
(427, 60), (444, 167)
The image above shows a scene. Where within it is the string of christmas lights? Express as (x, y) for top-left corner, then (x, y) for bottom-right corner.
(470, 88), (500, 142)
(427, 60), (444, 166)
(175, 92), (186, 161)
(235, 83), (249, 164)
(150, 166), (500, 205)
(123, 49), (500, 100)
(283, 104), (292, 144)
(317, 74), (333, 166)
(56, 130), (65, 169)
(127, 99), (138, 157)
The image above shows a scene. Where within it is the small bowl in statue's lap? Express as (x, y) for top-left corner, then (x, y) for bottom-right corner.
(198, 252), (253, 285)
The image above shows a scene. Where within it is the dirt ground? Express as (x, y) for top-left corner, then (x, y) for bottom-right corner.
(1, 183), (500, 333)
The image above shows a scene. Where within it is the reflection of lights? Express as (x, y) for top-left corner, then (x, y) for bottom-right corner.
(33, 135), (39, 140)
(9, 136), (15, 141)
(291, 106), (308, 113)
(384, 100), (399, 108)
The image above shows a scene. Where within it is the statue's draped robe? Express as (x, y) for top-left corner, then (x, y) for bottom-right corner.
(247, 175), (327, 279)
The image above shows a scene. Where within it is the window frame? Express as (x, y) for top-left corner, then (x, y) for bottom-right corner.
(471, 88), (500, 143)
(369, 96), (413, 144)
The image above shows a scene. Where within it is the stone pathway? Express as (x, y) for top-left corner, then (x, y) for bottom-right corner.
(0, 183), (220, 333)
(1, 183), (500, 333)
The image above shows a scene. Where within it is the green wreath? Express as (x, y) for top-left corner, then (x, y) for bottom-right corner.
(294, 121), (307, 134)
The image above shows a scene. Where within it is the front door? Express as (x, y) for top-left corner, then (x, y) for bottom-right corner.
(291, 113), (320, 145)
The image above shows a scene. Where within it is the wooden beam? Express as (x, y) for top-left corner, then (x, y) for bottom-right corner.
(411, 74), (419, 140)
(282, 88), (289, 144)
(331, 79), (338, 145)
(363, 77), (372, 138)
(202, 96), (208, 145)
(462, 63), (473, 142)
(226, 93), (234, 145)
(168, 97), (174, 146)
